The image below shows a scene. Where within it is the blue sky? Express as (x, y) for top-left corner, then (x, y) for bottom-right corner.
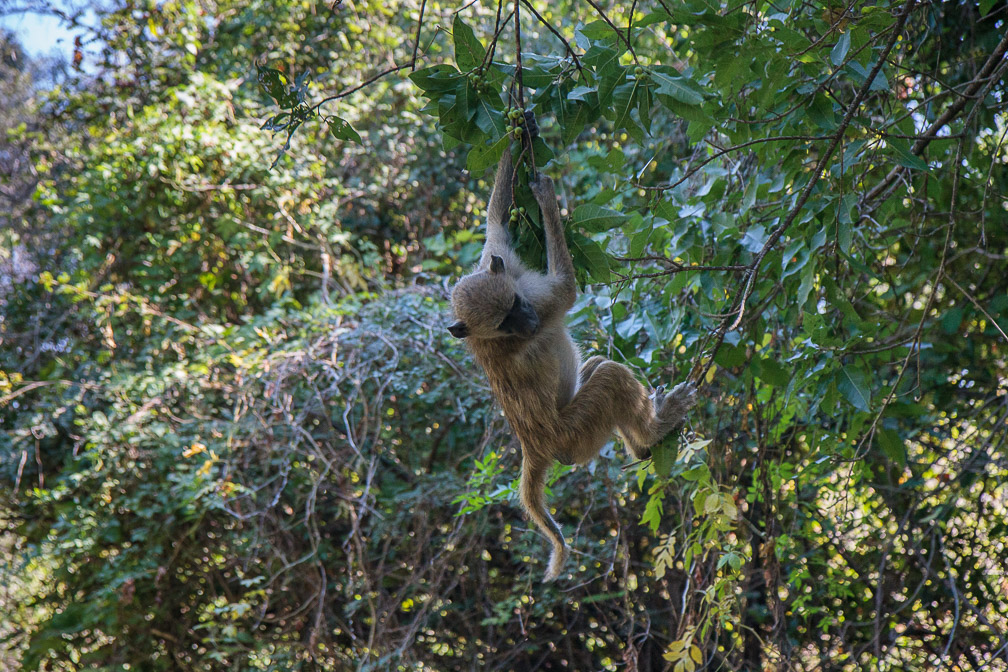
(2, 9), (77, 60)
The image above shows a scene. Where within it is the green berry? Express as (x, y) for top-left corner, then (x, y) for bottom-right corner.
(634, 65), (644, 76)
(518, 206), (526, 215)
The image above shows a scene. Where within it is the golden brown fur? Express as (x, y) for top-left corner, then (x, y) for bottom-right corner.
(448, 148), (697, 581)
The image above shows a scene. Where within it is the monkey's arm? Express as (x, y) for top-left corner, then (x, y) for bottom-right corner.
(480, 151), (514, 267)
(483, 113), (539, 267)
(530, 175), (576, 313)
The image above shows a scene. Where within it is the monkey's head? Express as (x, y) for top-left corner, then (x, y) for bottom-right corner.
(448, 255), (540, 340)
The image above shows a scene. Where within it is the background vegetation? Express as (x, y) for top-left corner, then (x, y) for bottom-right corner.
(2, 0), (1007, 670)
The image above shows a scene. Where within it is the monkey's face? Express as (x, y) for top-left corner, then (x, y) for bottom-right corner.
(448, 255), (540, 340)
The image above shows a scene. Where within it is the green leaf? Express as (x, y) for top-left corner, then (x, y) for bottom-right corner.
(797, 261), (816, 310)
(473, 98), (506, 137)
(703, 492), (721, 514)
(807, 94), (837, 130)
(877, 428), (906, 467)
(573, 204), (628, 232)
(740, 177), (757, 215)
(637, 10), (672, 28)
(531, 135), (555, 166)
(741, 225), (768, 253)
(830, 31), (850, 67)
(582, 42), (621, 74)
(569, 232), (611, 283)
(756, 358), (789, 388)
(516, 54), (564, 87)
(453, 15), (486, 73)
(578, 19), (622, 42)
(714, 343), (745, 368)
(837, 366), (871, 412)
(941, 306), (965, 334)
(844, 60), (887, 91)
(410, 64), (461, 93)
(888, 138), (928, 171)
(611, 81), (642, 140)
(652, 441), (676, 478)
(642, 490), (664, 533)
(629, 226), (652, 258)
(326, 116), (362, 144)
(466, 135), (508, 173)
(781, 240), (808, 279)
(651, 67), (705, 106)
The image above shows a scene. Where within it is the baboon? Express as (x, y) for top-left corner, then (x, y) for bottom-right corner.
(448, 126), (697, 581)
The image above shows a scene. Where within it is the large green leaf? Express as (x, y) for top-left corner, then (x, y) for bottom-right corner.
(837, 366), (871, 412)
(452, 15), (486, 73)
(651, 67), (705, 107)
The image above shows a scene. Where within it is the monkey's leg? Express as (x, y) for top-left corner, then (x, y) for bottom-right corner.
(556, 360), (660, 463)
(529, 174), (575, 285)
(579, 355), (606, 387)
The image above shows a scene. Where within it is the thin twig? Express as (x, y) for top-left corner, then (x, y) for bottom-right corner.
(944, 276), (1008, 343)
(520, 0), (582, 73)
(314, 0), (429, 110)
(582, 0), (637, 62)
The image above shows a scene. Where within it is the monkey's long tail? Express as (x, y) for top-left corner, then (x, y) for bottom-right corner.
(520, 456), (568, 581)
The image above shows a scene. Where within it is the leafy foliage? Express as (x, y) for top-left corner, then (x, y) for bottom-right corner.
(3, 0), (1008, 671)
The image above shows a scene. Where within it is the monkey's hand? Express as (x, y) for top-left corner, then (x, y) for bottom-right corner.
(523, 110), (539, 140)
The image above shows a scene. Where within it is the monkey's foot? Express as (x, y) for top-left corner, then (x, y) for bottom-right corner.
(658, 381), (697, 423)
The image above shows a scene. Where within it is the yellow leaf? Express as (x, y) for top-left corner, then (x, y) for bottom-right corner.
(183, 442), (207, 458)
(664, 641), (684, 662)
(196, 459), (214, 477)
(690, 644), (703, 664)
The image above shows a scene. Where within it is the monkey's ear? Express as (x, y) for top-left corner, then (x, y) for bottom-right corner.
(489, 255), (505, 274)
(447, 321), (469, 338)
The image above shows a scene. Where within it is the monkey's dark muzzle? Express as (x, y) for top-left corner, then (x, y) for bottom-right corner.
(498, 294), (540, 338)
(513, 304), (540, 338)
(520, 319), (540, 338)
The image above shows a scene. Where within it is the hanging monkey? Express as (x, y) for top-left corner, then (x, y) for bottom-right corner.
(447, 114), (697, 581)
